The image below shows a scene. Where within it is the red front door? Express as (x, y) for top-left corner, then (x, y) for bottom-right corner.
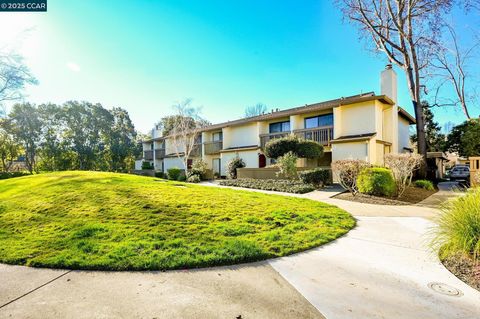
(259, 154), (266, 168)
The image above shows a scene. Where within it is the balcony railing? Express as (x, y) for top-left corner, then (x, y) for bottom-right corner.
(155, 148), (166, 159)
(204, 140), (223, 155)
(144, 150), (153, 160)
(190, 143), (202, 157)
(259, 132), (290, 148)
(293, 126), (333, 146)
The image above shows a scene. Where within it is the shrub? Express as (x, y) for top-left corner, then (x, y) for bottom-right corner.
(331, 159), (370, 195)
(384, 153), (423, 197)
(219, 178), (315, 194)
(227, 156), (246, 179)
(357, 167), (396, 197)
(433, 187), (480, 261)
(264, 135), (299, 159)
(472, 171), (480, 188)
(276, 151), (298, 180)
(141, 161), (153, 170)
(295, 139), (324, 159)
(414, 179), (434, 191)
(264, 135), (323, 159)
(186, 175), (201, 183)
(0, 172), (30, 180)
(189, 159), (208, 180)
(167, 167), (182, 181)
(154, 171), (166, 179)
(299, 168), (330, 188)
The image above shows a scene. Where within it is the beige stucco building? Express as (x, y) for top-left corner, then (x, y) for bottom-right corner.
(138, 66), (415, 176)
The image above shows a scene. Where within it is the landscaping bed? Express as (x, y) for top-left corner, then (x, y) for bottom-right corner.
(219, 178), (316, 194)
(0, 171), (354, 271)
(442, 254), (480, 292)
(333, 185), (437, 205)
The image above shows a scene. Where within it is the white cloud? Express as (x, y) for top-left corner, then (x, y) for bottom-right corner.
(66, 62), (80, 72)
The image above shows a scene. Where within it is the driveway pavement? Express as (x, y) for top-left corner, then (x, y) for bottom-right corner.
(1, 182), (479, 319)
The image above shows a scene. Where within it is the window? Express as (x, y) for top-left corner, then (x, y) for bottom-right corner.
(304, 114), (333, 129)
(213, 132), (223, 141)
(150, 143), (154, 150)
(269, 121), (290, 133)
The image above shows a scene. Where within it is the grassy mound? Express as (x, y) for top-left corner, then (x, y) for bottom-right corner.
(0, 171), (355, 270)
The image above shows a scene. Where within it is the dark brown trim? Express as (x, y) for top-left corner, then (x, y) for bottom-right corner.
(398, 107), (416, 124)
(220, 146), (260, 153)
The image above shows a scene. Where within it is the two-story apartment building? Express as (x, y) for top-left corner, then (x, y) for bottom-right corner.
(137, 66), (415, 176)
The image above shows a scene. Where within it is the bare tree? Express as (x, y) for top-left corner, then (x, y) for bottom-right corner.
(429, 24), (479, 119)
(336, 0), (453, 175)
(0, 51), (37, 114)
(170, 99), (208, 172)
(385, 153), (423, 197)
(244, 103), (267, 118)
(465, 0), (480, 11)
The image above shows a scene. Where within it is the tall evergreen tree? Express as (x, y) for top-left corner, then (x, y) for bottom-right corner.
(410, 102), (446, 152)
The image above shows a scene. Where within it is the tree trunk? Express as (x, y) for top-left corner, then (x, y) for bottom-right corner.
(412, 100), (427, 177)
(461, 101), (471, 120)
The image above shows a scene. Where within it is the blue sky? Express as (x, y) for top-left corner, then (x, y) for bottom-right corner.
(1, 0), (478, 133)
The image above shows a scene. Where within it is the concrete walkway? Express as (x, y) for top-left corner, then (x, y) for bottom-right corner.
(269, 216), (480, 319)
(0, 263), (322, 319)
(205, 181), (480, 318)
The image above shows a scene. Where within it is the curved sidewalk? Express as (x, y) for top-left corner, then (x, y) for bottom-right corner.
(269, 183), (480, 319)
(205, 181), (480, 318)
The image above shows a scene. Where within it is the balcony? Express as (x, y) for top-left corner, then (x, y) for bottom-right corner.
(190, 144), (202, 157)
(204, 140), (223, 155)
(144, 150), (153, 160)
(260, 132), (290, 148)
(293, 126), (333, 146)
(155, 148), (166, 159)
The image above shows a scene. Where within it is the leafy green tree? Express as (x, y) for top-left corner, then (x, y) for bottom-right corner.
(104, 107), (137, 172)
(410, 102), (446, 152)
(37, 103), (72, 171)
(445, 119), (480, 157)
(61, 101), (112, 170)
(8, 103), (42, 173)
(0, 119), (21, 172)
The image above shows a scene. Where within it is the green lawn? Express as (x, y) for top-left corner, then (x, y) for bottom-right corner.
(0, 171), (355, 270)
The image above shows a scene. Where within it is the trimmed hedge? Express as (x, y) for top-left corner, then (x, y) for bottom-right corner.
(219, 178), (315, 194)
(141, 161), (153, 170)
(264, 135), (323, 159)
(357, 167), (396, 197)
(414, 179), (434, 191)
(154, 171), (166, 179)
(167, 167), (182, 181)
(299, 168), (330, 188)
